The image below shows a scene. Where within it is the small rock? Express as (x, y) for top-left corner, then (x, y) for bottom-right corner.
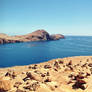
(14, 82), (22, 88)
(67, 60), (72, 66)
(88, 63), (92, 67)
(46, 72), (50, 76)
(44, 78), (51, 82)
(41, 74), (45, 77)
(54, 61), (60, 69)
(23, 71), (42, 82)
(44, 65), (51, 69)
(59, 60), (64, 64)
(23, 82), (40, 91)
(85, 72), (90, 77)
(5, 71), (17, 79)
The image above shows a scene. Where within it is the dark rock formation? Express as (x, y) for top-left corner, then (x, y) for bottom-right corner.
(0, 38), (3, 44)
(0, 29), (65, 44)
(25, 30), (51, 41)
(50, 34), (64, 40)
(0, 38), (22, 44)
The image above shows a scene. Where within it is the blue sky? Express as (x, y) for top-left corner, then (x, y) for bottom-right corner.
(0, 0), (92, 35)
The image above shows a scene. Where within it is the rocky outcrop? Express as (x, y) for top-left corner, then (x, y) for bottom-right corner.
(0, 30), (65, 44)
(0, 38), (22, 44)
(24, 30), (51, 41)
(0, 38), (3, 44)
(50, 34), (65, 40)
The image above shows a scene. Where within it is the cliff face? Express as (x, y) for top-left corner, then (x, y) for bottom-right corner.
(24, 30), (51, 41)
(0, 30), (64, 44)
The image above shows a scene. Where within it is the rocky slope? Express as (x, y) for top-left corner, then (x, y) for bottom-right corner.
(0, 30), (64, 44)
(0, 56), (92, 92)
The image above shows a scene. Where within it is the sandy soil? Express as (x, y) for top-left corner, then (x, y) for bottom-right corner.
(0, 56), (92, 92)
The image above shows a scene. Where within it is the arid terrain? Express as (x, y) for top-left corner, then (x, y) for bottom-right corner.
(0, 56), (92, 92)
(0, 30), (64, 44)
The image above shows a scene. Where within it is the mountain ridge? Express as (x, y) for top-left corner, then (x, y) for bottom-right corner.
(0, 29), (64, 44)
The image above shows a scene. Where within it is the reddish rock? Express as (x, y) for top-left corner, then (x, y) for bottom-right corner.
(0, 29), (65, 44)
(26, 29), (50, 41)
(44, 65), (52, 69)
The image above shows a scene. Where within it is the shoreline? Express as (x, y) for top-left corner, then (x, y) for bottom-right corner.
(0, 56), (92, 92)
(0, 30), (64, 44)
(0, 56), (92, 69)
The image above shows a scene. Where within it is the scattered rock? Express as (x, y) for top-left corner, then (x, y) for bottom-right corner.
(88, 63), (92, 67)
(28, 64), (38, 69)
(54, 61), (60, 69)
(41, 74), (45, 77)
(14, 82), (22, 88)
(0, 56), (92, 92)
(23, 72), (36, 81)
(58, 60), (64, 64)
(72, 79), (86, 90)
(5, 71), (17, 79)
(68, 60), (72, 66)
(23, 82), (40, 91)
(44, 65), (52, 69)
(68, 72), (87, 90)
(23, 71), (42, 82)
(44, 77), (51, 82)
(46, 72), (50, 76)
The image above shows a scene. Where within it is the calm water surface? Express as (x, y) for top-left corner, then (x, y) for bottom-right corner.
(0, 36), (92, 67)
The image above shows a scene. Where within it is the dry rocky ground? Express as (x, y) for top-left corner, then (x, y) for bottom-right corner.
(0, 30), (64, 44)
(0, 56), (92, 92)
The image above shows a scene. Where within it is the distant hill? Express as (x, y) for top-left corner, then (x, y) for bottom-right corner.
(0, 29), (64, 44)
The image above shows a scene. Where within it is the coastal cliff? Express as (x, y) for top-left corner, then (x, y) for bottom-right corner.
(0, 56), (92, 92)
(0, 30), (64, 44)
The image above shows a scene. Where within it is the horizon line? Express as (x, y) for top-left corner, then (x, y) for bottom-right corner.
(0, 32), (92, 37)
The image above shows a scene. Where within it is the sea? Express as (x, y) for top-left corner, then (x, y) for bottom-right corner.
(0, 36), (92, 67)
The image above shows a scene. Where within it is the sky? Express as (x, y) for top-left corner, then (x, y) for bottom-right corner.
(0, 0), (92, 36)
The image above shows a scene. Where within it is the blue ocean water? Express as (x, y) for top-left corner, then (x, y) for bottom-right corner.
(0, 36), (92, 67)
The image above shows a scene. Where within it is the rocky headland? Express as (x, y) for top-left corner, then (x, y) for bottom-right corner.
(0, 56), (92, 92)
(0, 30), (64, 44)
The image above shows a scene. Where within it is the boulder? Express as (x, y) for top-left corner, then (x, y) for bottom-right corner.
(23, 71), (43, 82)
(0, 77), (12, 91)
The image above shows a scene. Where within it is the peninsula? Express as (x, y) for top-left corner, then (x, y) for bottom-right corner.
(0, 30), (64, 44)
